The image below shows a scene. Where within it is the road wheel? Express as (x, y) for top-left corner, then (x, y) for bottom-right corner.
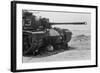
(61, 42), (68, 50)
(46, 45), (54, 52)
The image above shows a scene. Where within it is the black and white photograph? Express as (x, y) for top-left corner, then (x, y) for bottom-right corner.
(11, 1), (97, 72)
(22, 9), (91, 62)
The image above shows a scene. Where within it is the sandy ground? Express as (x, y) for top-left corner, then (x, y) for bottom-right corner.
(23, 49), (90, 63)
(23, 30), (91, 63)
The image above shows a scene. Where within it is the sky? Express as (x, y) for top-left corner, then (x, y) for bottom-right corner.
(27, 10), (91, 30)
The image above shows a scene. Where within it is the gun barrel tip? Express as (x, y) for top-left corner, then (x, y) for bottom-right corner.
(84, 22), (87, 25)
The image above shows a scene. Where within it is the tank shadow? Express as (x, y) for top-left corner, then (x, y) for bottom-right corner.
(23, 46), (77, 58)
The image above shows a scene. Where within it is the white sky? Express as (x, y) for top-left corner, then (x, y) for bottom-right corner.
(28, 10), (91, 30)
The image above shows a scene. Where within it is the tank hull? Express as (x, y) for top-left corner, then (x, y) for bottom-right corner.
(23, 28), (72, 55)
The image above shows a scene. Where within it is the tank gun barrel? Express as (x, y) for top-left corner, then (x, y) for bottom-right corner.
(49, 22), (87, 25)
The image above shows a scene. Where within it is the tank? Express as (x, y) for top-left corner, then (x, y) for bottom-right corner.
(22, 11), (86, 56)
